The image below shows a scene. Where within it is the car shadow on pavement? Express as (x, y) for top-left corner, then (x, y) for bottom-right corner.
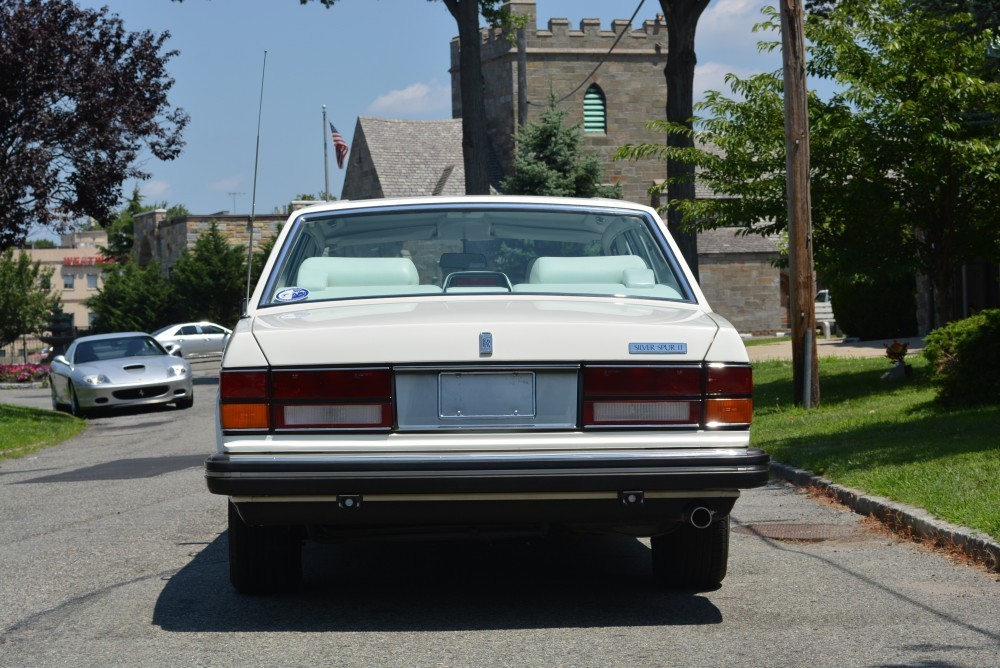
(153, 532), (723, 632)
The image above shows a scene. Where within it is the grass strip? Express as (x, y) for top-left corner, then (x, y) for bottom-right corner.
(752, 356), (1000, 541)
(0, 403), (86, 461)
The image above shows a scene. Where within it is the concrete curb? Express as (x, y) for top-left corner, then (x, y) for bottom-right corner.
(770, 461), (1000, 573)
(0, 382), (45, 390)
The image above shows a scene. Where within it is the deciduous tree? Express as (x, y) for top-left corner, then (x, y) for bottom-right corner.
(0, 0), (188, 251)
(619, 1), (1000, 330)
(0, 249), (58, 347)
(658, 0), (711, 280)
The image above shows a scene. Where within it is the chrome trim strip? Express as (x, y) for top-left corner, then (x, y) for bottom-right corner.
(213, 448), (752, 466)
(208, 465), (768, 480)
(230, 490), (741, 503)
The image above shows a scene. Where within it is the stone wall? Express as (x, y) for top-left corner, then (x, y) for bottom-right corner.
(699, 254), (784, 336)
(133, 210), (284, 275)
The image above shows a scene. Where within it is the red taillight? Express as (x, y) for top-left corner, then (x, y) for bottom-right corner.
(219, 367), (393, 431)
(583, 366), (700, 426)
(582, 364), (752, 428)
(219, 370), (269, 430)
(584, 366), (702, 396)
(705, 364), (753, 426)
(271, 368), (392, 429)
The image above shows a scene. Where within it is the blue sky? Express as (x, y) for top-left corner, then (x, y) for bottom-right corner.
(53, 0), (785, 232)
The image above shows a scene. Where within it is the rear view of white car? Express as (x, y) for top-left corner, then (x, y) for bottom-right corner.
(205, 196), (768, 594)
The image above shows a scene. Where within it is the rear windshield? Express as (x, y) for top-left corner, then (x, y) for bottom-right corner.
(259, 203), (694, 306)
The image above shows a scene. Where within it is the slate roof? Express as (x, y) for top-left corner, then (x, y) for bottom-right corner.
(698, 226), (780, 255)
(360, 117), (466, 197)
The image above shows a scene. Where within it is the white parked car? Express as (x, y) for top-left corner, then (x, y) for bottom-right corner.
(205, 196), (768, 594)
(153, 322), (232, 358)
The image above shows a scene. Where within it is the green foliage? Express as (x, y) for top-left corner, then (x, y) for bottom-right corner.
(827, 275), (918, 340)
(0, 250), (58, 348)
(617, 0), (1000, 327)
(86, 261), (173, 333)
(922, 309), (1000, 406)
(501, 100), (622, 198)
(169, 222), (247, 328)
(250, 224), (283, 294)
(101, 187), (145, 264)
(754, 356), (1000, 540)
(0, 403), (86, 461)
(0, 0), (187, 251)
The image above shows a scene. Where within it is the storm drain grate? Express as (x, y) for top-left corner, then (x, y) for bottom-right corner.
(732, 523), (860, 542)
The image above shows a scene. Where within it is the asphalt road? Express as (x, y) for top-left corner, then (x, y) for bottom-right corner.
(1, 360), (997, 667)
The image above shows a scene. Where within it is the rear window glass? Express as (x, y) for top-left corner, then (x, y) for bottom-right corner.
(259, 203), (694, 306)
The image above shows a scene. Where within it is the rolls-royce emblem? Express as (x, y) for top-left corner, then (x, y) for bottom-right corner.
(479, 332), (493, 356)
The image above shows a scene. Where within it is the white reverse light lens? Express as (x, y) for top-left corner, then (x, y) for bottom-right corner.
(592, 401), (691, 423)
(283, 404), (383, 426)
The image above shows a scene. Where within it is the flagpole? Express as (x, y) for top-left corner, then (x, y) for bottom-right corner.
(322, 105), (330, 201)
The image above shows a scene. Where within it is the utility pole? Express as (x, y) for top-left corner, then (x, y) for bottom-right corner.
(780, 0), (819, 407)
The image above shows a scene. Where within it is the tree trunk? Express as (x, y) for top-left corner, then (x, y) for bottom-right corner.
(446, 0), (492, 195)
(661, 0), (710, 281)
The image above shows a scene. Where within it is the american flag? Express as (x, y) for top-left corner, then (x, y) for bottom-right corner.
(329, 122), (349, 169)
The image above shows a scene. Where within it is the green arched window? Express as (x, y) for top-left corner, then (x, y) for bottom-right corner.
(583, 84), (607, 133)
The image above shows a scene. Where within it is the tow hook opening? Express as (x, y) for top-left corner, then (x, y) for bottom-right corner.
(619, 491), (645, 506)
(685, 505), (715, 529)
(337, 494), (362, 510)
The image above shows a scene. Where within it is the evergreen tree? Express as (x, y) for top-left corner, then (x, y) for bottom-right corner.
(85, 261), (173, 334)
(501, 100), (622, 199)
(170, 222), (247, 328)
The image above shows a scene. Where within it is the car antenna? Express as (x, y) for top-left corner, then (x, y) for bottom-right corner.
(242, 50), (267, 318)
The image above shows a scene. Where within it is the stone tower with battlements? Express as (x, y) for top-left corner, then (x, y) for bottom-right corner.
(450, 0), (668, 204)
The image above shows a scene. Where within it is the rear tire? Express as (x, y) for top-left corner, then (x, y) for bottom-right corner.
(651, 515), (730, 590)
(228, 501), (302, 594)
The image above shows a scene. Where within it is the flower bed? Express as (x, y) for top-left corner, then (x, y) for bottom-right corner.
(0, 364), (49, 385)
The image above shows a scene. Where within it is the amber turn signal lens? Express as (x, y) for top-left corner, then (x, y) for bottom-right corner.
(220, 403), (269, 430)
(705, 398), (753, 426)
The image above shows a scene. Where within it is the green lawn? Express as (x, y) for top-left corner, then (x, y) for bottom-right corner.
(752, 356), (1000, 541)
(0, 403), (86, 460)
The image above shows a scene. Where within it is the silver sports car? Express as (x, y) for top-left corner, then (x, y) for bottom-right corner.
(49, 332), (194, 418)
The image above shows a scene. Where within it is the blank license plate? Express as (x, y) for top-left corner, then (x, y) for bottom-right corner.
(438, 372), (536, 418)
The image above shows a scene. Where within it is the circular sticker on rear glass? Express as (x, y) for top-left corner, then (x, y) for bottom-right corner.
(275, 287), (309, 302)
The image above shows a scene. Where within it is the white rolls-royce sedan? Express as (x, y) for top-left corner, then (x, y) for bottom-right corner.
(205, 196), (769, 594)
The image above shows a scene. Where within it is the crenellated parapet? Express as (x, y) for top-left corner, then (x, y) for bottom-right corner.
(476, 8), (665, 61)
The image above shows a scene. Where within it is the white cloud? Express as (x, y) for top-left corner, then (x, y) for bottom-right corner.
(141, 180), (171, 200)
(209, 175), (243, 192)
(368, 82), (451, 118)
